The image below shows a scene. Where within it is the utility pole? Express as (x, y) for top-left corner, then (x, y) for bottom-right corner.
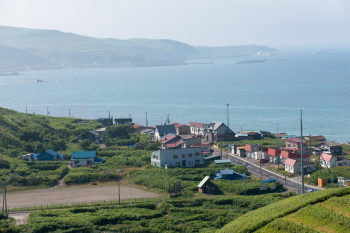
(220, 135), (223, 158)
(127, 175), (131, 204)
(284, 173), (287, 188)
(277, 124), (280, 170)
(226, 104), (229, 128)
(260, 160), (262, 180)
(0, 181), (7, 215)
(26, 106), (27, 114)
(117, 169), (121, 205)
(166, 114), (170, 125)
(300, 110), (305, 194)
(47, 107), (49, 116)
(297, 173), (300, 195)
(108, 111), (110, 119)
(244, 163), (247, 195)
(144, 112), (148, 127)
(69, 109), (71, 118)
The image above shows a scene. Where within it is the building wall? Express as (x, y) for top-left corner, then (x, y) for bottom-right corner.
(151, 148), (203, 168)
(71, 158), (94, 168)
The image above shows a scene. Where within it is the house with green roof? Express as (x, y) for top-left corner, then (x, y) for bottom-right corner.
(71, 151), (105, 168)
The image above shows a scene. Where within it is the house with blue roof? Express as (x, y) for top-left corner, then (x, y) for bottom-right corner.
(214, 168), (246, 181)
(71, 151), (105, 168)
(22, 149), (63, 162)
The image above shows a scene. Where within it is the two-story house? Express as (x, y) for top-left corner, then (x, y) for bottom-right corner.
(151, 148), (203, 168)
(319, 141), (343, 155)
(189, 122), (208, 136)
(320, 153), (349, 168)
(206, 122), (236, 143)
(71, 151), (105, 168)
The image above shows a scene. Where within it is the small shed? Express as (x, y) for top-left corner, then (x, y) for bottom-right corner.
(198, 176), (218, 194)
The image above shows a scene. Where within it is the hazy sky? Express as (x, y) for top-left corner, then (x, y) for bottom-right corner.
(1, 0), (349, 49)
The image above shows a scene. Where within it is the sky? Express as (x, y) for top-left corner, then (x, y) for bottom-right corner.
(1, 0), (350, 49)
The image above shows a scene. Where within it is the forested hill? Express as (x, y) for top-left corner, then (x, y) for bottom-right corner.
(0, 107), (101, 157)
(0, 25), (278, 70)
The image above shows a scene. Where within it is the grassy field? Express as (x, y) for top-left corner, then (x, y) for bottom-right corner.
(218, 187), (350, 233)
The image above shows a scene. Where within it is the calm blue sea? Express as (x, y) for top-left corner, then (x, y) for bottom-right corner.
(1, 50), (350, 142)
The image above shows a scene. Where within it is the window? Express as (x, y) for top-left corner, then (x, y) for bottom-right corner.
(287, 144), (291, 147)
(188, 154), (193, 157)
(188, 161), (193, 165)
(182, 154), (186, 158)
(195, 160), (200, 163)
(195, 152), (200, 156)
(173, 155), (178, 159)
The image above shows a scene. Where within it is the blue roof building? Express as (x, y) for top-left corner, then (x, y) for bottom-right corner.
(71, 151), (105, 168)
(214, 168), (245, 181)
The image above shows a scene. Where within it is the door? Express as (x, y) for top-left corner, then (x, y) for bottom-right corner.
(182, 160), (186, 167)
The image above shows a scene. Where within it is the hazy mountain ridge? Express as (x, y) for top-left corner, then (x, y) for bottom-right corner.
(0, 25), (278, 71)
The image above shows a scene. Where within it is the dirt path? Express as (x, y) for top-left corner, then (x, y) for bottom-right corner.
(1, 182), (160, 209)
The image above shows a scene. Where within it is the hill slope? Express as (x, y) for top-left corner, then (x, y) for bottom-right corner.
(218, 187), (350, 233)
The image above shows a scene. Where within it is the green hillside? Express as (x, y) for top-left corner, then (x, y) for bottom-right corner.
(0, 106), (101, 157)
(218, 187), (350, 233)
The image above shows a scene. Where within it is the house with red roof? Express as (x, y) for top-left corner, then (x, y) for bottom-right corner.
(173, 123), (191, 135)
(245, 144), (268, 160)
(189, 122), (208, 136)
(267, 148), (281, 164)
(285, 138), (306, 150)
(284, 158), (314, 174)
(191, 144), (212, 157)
(320, 153), (349, 168)
(245, 144), (260, 158)
(280, 150), (309, 164)
(162, 135), (182, 149)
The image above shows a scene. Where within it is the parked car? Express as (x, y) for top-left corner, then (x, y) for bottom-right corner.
(259, 158), (269, 163)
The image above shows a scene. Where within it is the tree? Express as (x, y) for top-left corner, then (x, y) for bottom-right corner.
(106, 124), (133, 139)
(80, 139), (92, 150)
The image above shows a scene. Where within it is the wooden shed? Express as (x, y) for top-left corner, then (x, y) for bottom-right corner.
(198, 176), (218, 194)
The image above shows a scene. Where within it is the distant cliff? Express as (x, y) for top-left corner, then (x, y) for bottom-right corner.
(0, 25), (278, 71)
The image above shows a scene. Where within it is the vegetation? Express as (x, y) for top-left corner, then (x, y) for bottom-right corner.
(218, 187), (350, 233)
(9, 193), (291, 233)
(305, 166), (350, 186)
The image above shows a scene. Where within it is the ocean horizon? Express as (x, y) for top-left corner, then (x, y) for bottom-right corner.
(1, 49), (349, 143)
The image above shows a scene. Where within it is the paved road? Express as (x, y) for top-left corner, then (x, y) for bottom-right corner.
(213, 149), (319, 193)
(9, 212), (30, 225)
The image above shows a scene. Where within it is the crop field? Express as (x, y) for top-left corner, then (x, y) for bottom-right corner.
(218, 187), (350, 233)
(2, 193), (292, 233)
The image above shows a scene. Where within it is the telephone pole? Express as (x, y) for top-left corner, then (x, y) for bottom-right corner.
(300, 110), (305, 194)
(144, 112), (148, 127)
(226, 104), (230, 128)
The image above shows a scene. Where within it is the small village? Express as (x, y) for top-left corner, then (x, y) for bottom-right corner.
(21, 116), (350, 194)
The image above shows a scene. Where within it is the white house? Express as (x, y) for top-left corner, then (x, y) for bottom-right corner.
(189, 122), (208, 136)
(151, 148), (203, 168)
(71, 151), (105, 168)
(285, 158), (314, 174)
(320, 153), (349, 168)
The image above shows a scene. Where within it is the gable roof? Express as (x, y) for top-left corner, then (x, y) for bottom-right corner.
(45, 149), (59, 156)
(189, 122), (204, 128)
(164, 140), (183, 148)
(72, 151), (97, 159)
(220, 169), (234, 175)
(155, 125), (176, 136)
(173, 123), (184, 128)
(268, 148), (278, 156)
(280, 150), (309, 159)
(306, 135), (326, 141)
(321, 153), (333, 162)
(198, 176), (210, 188)
(162, 134), (178, 144)
(285, 138), (306, 144)
(285, 158), (297, 166)
(322, 141), (341, 147)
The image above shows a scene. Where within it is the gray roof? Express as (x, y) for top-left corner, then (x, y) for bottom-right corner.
(155, 125), (176, 136)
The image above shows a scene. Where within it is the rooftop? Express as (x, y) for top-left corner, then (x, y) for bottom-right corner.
(72, 151), (97, 159)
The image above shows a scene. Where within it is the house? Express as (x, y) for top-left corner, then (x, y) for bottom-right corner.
(32, 149), (64, 161)
(191, 144), (212, 157)
(79, 130), (100, 143)
(319, 141), (343, 155)
(235, 133), (248, 141)
(189, 122), (208, 136)
(114, 118), (132, 125)
(252, 146), (268, 160)
(173, 123), (191, 135)
(280, 150), (309, 164)
(285, 138), (307, 151)
(182, 138), (202, 148)
(71, 151), (105, 168)
(94, 127), (106, 135)
(319, 153), (349, 168)
(198, 176), (219, 194)
(214, 168), (245, 180)
(284, 158), (314, 174)
(154, 125), (176, 141)
(247, 132), (262, 140)
(305, 135), (326, 142)
(245, 144), (260, 158)
(97, 118), (113, 126)
(206, 122), (236, 143)
(231, 145), (246, 157)
(267, 148), (280, 164)
(22, 153), (38, 161)
(151, 148), (203, 168)
(162, 135), (182, 149)
(338, 177), (350, 186)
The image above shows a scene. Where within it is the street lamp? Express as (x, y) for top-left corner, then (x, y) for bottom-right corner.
(117, 169), (122, 205)
(127, 175), (131, 204)
(0, 181), (7, 215)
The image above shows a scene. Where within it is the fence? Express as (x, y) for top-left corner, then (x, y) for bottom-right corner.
(7, 196), (168, 213)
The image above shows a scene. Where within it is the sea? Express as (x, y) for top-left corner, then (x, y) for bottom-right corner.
(1, 49), (350, 143)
